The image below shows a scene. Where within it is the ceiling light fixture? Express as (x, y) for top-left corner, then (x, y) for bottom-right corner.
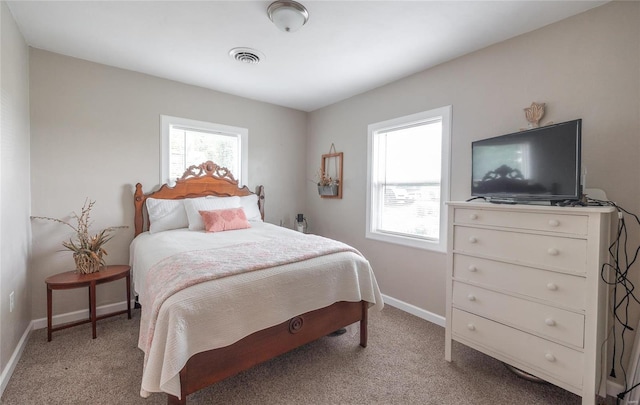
(267, 1), (309, 33)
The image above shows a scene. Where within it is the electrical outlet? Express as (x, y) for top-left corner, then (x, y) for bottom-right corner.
(9, 291), (15, 312)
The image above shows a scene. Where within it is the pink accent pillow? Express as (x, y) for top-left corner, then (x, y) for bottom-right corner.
(199, 208), (251, 233)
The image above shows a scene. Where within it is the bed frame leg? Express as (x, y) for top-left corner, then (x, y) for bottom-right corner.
(167, 369), (188, 405)
(360, 301), (368, 348)
(167, 394), (185, 405)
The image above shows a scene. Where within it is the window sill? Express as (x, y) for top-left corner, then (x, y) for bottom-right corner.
(365, 231), (446, 253)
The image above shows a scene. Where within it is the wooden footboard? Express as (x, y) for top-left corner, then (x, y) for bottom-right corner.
(167, 300), (368, 405)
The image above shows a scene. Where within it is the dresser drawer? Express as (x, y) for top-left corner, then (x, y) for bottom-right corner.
(452, 309), (584, 389)
(453, 226), (587, 273)
(453, 282), (585, 347)
(453, 254), (586, 310)
(454, 208), (588, 235)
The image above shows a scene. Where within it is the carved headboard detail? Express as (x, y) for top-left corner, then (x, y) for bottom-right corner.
(179, 161), (238, 184)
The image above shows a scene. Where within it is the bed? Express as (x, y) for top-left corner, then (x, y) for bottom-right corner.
(131, 161), (383, 405)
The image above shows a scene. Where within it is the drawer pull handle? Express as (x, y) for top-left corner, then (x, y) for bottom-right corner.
(467, 323), (476, 331)
(468, 265), (477, 272)
(469, 214), (478, 220)
(545, 353), (556, 362)
(467, 294), (476, 302)
(546, 283), (558, 291)
(547, 248), (559, 256)
(545, 318), (556, 327)
(548, 219), (560, 227)
(469, 236), (478, 244)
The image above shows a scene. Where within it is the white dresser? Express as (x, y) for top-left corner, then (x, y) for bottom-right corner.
(445, 202), (615, 404)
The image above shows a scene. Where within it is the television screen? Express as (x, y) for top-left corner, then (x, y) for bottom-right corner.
(471, 119), (582, 202)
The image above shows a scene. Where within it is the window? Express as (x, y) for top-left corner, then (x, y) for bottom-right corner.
(366, 106), (451, 252)
(160, 115), (248, 185)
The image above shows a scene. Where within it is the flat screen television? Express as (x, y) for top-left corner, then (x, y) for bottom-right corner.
(471, 119), (582, 203)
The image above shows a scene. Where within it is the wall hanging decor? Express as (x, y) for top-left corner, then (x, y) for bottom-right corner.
(522, 101), (553, 130)
(317, 143), (343, 199)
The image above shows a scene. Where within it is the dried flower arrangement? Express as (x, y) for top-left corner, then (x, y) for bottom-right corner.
(31, 199), (127, 274)
(316, 168), (339, 197)
(316, 168), (339, 187)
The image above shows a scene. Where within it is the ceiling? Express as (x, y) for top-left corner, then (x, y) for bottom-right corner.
(7, 1), (607, 112)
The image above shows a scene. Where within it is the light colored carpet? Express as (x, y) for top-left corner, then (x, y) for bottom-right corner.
(1, 305), (610, 404)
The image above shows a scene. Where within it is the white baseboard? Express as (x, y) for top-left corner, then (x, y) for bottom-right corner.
(2, 300), (134, 397)
(31, 299), (135, 330)
(0, 320), (33, 398)
(381, 293), (445, 327)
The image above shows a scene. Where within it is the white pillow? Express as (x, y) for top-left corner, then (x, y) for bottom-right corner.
(240, 195), (262, 222)
(146, 198), (189, 234)
(184, 196), (242, 231)
(205, 194), (262, 222)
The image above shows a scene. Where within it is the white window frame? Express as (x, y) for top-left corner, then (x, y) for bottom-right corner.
(365, 105), (452, 252)
(160, 115), (248, 185)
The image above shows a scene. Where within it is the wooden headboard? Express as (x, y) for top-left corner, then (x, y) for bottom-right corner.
(134, 161), (265, 236)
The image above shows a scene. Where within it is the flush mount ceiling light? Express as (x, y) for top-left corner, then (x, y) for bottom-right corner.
(267, 1), (309, 32)
(229, 47), (265, 65)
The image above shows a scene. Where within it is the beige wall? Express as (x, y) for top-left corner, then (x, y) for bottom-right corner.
(307, 1), (640, 378)
(0, 1), (32, 377)
(29, 49), (308, 320)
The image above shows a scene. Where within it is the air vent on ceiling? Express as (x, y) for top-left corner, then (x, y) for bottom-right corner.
(229, 48), (264, 65)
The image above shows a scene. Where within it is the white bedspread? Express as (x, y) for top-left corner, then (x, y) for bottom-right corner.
(130, 222), (383, 399)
